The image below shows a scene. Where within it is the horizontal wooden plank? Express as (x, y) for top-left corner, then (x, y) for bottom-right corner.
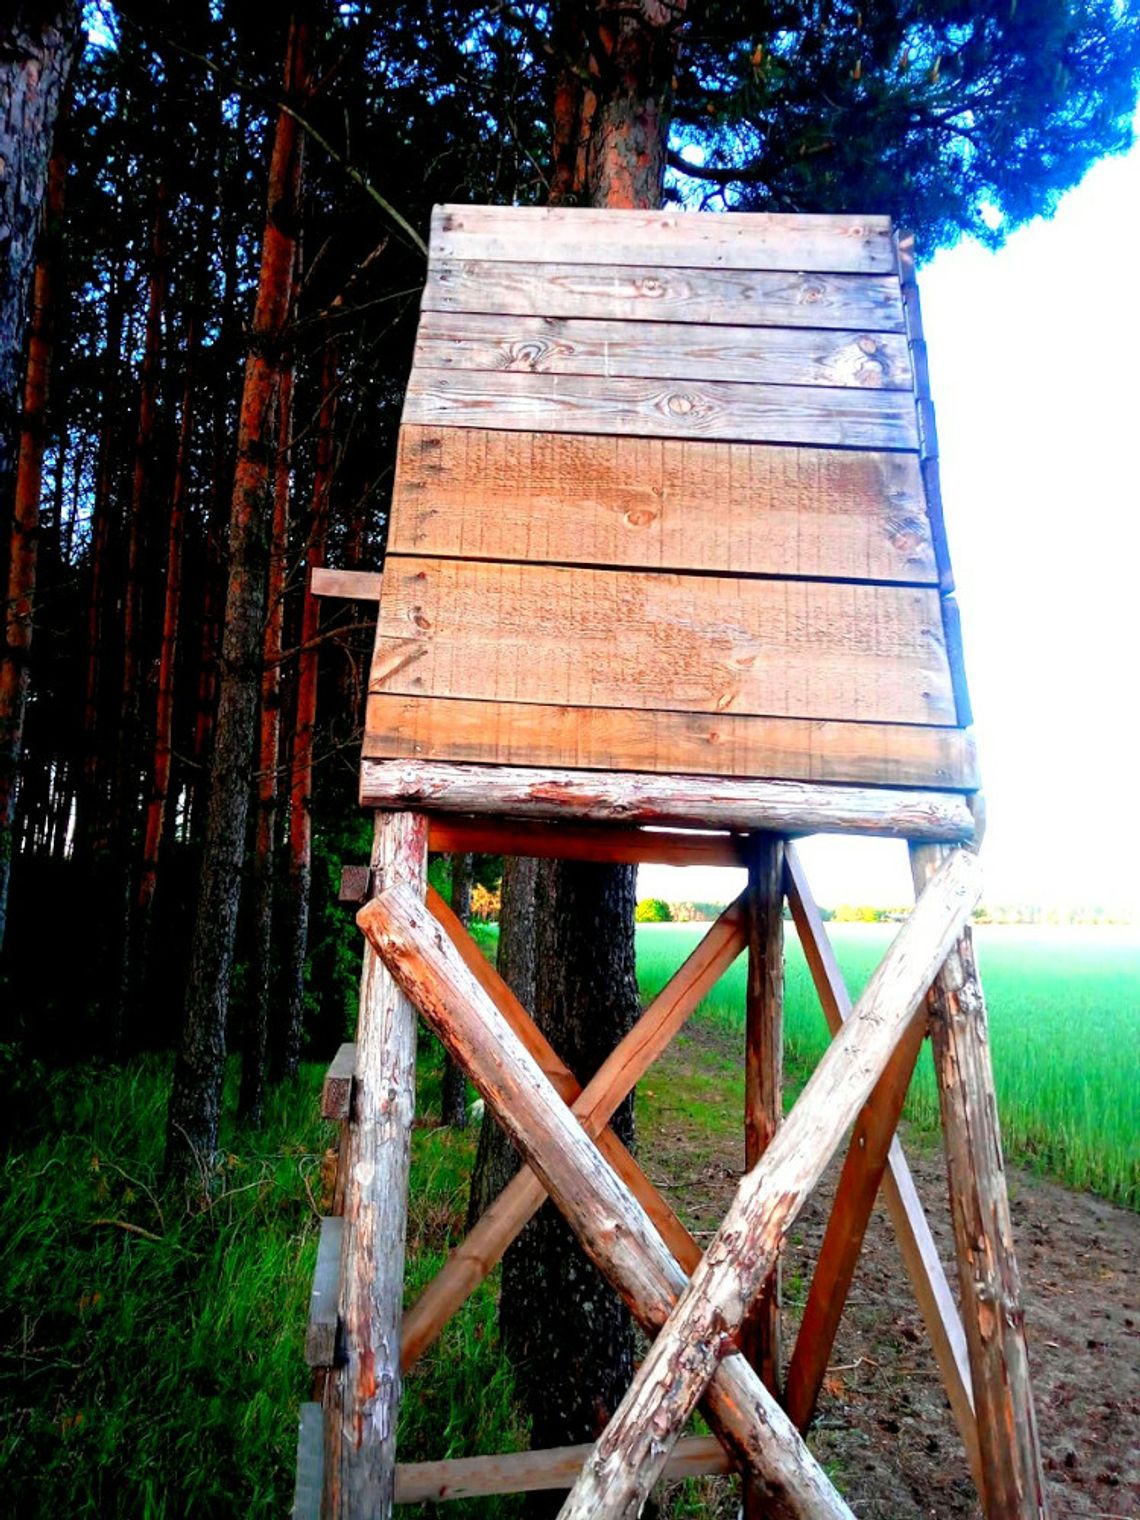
(403, 370), (918, 450)
(427, 816), (750, 867)
(414, 311), (913, 391)
(367, 695), (979, 791)
(359, 760), (978, 842)
(425, 260), (905, 333)
(292, 1404), (325, 1520)
(369, 558), (956, 727)
(321, 1043), (356, 1120)
(389, 429), (936, 584)
(305, 1216), (343, 1368)
(430, 204), (896, 274)
(394, 1434), (734, 1504)
(311, 566), (382, 600)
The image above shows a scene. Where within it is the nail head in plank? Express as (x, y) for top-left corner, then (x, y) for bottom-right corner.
(360, 760), (978, 842)
(365, 694), (981, 792)
(305, 1215), (345, 1368)
(403, 370), (919, 452)
(414, 311), (913, 391)
(425, 260), (906, 334)
(389, 429), (937, 586)
(321, 1042), (357, 1120)
(431, 203), (897, 273)
(292, 1403), (325, 1520)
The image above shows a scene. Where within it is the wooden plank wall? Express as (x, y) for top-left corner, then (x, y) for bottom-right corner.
(364, 205), (976, 794)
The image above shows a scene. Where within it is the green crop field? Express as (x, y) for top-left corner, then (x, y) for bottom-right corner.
(635, 921), (1140, 1210)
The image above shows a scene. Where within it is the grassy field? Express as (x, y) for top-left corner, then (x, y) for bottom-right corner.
(635, 920), (1140, 1210)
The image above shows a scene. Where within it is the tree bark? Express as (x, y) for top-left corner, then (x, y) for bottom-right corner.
(440, 852), (474, 1126)
(165, 12), (311, 1182)
(0, 2), (80, 953)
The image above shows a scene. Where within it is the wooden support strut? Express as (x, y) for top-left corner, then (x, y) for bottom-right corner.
(910, 843), (1048, 1520)
(555, 847), (982, 1520)
(360, 885), (855, 1520)
(783, 843), (980, 1486)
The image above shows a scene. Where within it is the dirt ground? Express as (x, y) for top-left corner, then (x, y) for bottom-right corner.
(644, 1027), (1140, 1520)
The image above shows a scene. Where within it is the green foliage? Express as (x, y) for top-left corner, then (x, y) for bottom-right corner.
(635, 896), (674, 923)
(635, 923), (1140, 1210)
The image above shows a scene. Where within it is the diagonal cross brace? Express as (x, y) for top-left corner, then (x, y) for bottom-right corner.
(360, 886), (854, 1520)
(556, 846), (982, 1520)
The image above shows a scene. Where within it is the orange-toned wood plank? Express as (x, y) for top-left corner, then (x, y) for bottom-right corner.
(426, 816), (748, 868)
(388, 429), (935, 584)
(414, 311), (912, 390)
(425, 260), (904, 333)
(429, 203), (897, 274)
(366, 694), (979, 791)
(402, 370), (918, 451)
(369, 558), (956, 727)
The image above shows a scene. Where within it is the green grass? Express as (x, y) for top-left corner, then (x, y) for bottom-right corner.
(634, 920), (1140, 1209)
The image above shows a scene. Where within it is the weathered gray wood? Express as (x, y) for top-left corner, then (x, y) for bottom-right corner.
(430, 203), (898, 273)
(305, 1215), (344, 1367)
(292, 1403), (325, 1520)
(555, 848), (982, 1520)
(910, 843), (1048, 1520)
(337, 812), (427, 1520)
(393, 1436), (733, 1503)
(359, 760), (978, 842)
(415, 310), (913, 390)
(425, 259), (905, 333)
(338, 866), (373, 905)
(311, 566), (383, 600)
(360, 885), (854, 1520)
(783, 843), (980, 1489)
(321, 1043), (357, 1120)
(403, 369), (919, 450)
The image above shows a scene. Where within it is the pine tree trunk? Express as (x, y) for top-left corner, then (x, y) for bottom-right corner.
(165, 13), (311, 1183)
(276, 330), (335, 1084)
(0, 5), (79, 953)
(490, 6), (686, 1493)
(441, 853), (474, 1126)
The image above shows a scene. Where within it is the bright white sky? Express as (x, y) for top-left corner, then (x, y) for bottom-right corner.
(643, 127), (1140, 915)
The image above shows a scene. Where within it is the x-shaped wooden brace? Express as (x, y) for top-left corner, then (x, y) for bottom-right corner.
(359, 847), (981, 1518)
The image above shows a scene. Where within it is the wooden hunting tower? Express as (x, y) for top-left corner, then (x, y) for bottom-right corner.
(295, 206), (1047, 1520)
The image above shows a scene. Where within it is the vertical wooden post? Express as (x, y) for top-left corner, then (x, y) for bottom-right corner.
(336, 810), (427, 1519)
(743, 833), (783, 1519)
(909, 843), (1048, 1520)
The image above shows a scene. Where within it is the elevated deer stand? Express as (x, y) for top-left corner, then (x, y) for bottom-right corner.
(294, 207), (1047, 1519)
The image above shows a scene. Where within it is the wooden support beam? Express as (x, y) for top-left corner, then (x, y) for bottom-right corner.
(361, 759), (978, 841)
(394, 1435), (733, 1504)
(783, 1000), (926, 1430)
(555, 848), (981, 1520)
(742, 835), (785, 1520)
(338, 865), (373, 905)
(910, 844), (1048, 1520)
(400, 892), (745, 1370)
(305, 1216), (344, 1368)
(321, 1043), (356, 1121)
(311, 566), (382, 600)
(427, 814), (748, 868)
(361, 885), (854, 1520)
(783, 842), (980, 1486)
(293, 1403), (325, 1520)
(337, 812), (427, 1519)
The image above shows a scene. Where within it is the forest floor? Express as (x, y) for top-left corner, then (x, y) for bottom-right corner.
(642, 1018), (1140, 1520)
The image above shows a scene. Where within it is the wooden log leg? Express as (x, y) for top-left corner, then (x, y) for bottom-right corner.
(362, 885), (853, 1520)
(743, 835), (784, 1520)
(784, 843), (981, 1487)
(555, 849), (982, 1520)
(910, 843), (1048, 1520)
(336, 811), (427, 1520)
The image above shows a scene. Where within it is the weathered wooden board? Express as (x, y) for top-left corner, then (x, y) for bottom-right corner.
(414, 311), (913, 390)
(425, 260), (905, 333)
(311, 566), (383, 601)
(430, 204), (897, 274)
(389, 429), (936, 584)
(321, 1043), (356, 1120)
(369, 558), (956, 727)
(365, 695), (979, 790)
(292, 1403), (324, 1520)
(403, 370), (919, 451)
(305, 1215), (344, 1368)
(425, 816), (749, 867)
